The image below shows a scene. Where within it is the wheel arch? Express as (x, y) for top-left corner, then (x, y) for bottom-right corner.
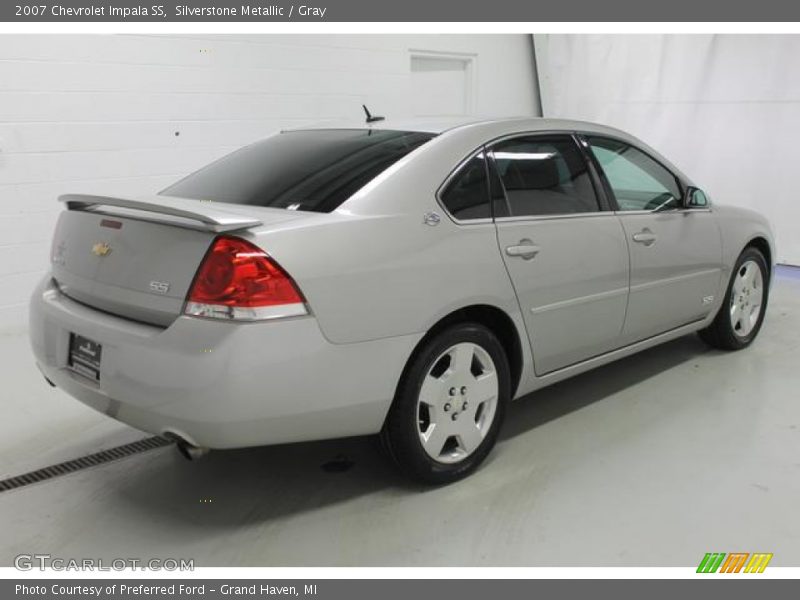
(745, 236), (773, 279)
(395, 304), (525, 403)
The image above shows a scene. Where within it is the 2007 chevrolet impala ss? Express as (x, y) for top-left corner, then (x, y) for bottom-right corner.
(29, 117), (774, 483)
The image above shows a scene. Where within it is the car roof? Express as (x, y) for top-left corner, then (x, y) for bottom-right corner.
(283, 116), (625, 136)
(284, 116), (694, 188)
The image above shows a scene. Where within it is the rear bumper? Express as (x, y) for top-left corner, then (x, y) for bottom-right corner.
(29, 276), (421, 449)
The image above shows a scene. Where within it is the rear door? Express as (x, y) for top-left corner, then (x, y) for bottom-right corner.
(491, 134), (630, 375)
(584, 135), (723, 344)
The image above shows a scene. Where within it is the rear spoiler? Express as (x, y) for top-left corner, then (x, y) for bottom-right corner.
(59, 194), (263, 233)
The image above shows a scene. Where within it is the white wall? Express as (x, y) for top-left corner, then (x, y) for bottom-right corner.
(535, 34), (800, 265)
(0, 34), (538, 332)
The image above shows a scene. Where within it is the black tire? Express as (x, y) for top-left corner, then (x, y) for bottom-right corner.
(698, 246), (769, 350)
(380, 322), (510, 485)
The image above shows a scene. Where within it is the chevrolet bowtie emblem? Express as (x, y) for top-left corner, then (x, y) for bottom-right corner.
(91, 242), (112, 257)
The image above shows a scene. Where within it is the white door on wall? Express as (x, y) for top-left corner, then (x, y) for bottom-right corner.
(410, 53), (474, 116)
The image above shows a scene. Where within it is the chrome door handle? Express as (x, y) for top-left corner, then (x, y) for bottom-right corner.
(505, 240), (540, 260)
(632, 229), (657, 246)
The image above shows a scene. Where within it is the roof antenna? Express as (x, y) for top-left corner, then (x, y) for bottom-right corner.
(362, 104), (385, 124)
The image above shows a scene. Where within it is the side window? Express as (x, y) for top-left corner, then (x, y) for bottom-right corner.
(490, 136), (600, 217)
(587, 137), (682, 212)
(440, 152), (492, 220)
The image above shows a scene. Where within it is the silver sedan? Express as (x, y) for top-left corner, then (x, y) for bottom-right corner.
(30, 117), (774, 483)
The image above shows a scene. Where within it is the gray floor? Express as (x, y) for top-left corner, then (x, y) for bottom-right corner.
(1, 270), (799, 567)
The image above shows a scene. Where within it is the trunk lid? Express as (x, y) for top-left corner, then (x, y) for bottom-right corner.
(50, 194), (298, 327)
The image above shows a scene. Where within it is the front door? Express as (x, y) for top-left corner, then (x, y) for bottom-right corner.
(491, 134), (630, 375)
(585, 136), (723, 344)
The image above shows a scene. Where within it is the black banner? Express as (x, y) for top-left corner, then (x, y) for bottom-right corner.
(4, 580), (800, 600)
(3, 0), (800, 22)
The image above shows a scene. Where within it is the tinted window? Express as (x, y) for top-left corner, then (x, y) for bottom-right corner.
(490, 136), (599, 216)
(160, 129), (435, 213)
(587, 137), (682, 211)
(440, 153), (491, 220)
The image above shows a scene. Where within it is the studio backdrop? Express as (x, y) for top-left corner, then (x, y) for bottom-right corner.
(535, 34), (800, 266)
(0, 34), (538, 332)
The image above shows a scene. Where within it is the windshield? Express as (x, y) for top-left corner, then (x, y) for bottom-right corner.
(160, 129), (435, 213)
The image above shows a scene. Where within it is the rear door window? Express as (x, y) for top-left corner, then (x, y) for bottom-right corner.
(489, 135), (600, 217)
(161, 129), (435, 213)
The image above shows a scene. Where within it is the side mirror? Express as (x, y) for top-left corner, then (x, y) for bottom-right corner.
(685, 187), (710, 209)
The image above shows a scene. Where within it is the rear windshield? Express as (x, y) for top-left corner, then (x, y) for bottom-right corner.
(160, 129), (435, 213)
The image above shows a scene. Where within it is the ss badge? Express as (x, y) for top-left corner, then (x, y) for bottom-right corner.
(149, 281), (171, 295)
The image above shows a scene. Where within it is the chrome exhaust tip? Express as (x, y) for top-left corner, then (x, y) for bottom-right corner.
(176, 442), (209, 461)
(163, 432), (209, 461)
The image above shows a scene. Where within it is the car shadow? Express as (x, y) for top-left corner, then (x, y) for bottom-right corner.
(501, 333), (712, 440)
(108, 434), (401, 530)
(108, 333), (712, 529)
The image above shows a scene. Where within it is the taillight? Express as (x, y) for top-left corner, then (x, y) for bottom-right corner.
(184, 236), (307, 321)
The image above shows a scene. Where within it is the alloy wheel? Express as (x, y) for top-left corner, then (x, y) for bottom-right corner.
(730, 259), (764, 337)
(416, 342), (499, 464)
